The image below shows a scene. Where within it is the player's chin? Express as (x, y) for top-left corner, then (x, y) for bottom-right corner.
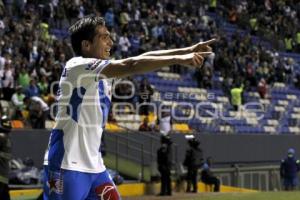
(102, 52), (110, 59)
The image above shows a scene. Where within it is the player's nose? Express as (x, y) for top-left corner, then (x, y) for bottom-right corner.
(108, 37), (113, 47)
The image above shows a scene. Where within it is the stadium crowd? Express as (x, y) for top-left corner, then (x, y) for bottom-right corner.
(0, 0), (299, 129)
(218, 0), (300, 53)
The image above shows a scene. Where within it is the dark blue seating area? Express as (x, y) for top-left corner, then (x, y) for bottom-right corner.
(136, 66), (300, 134)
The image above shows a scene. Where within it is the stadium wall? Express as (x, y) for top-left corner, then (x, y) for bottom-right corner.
(10, 130), (300, 167)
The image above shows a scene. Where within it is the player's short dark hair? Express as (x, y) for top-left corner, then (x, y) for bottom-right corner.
(69, 16), (105, 56)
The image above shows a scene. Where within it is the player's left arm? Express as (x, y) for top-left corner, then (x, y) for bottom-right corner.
(99, 52), (211, 79)
(139, 38), (216, 56)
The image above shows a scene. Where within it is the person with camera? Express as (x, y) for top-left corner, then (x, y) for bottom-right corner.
(280, 148), (300, 191)
(201, 157), (220, 192)
(183, 135), (203, 193)
(157, 135), (173, 196)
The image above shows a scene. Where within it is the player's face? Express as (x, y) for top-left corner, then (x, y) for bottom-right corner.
(90, 26), (113, 59)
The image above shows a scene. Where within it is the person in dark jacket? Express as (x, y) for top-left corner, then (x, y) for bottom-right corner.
(280, 148), (300, 191)
(157, 135), (173, 196)
(0, 116), (12, 200)
(201, 157), (220, 192)
(183, 135), (203, 193)
(138, 78), (154, 115)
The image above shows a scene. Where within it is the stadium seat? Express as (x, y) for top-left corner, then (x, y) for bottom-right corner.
(172, 123), (190, 133)
(267, 120), (279, 126)
(289, 127), (300, 134)
(106, 123), (123, 132)
(293, 107), (300, 112)
(11, 120), (24, 129)
(263, 126), (277, 134)
(286, 95), (297, 100)
(219, 125), (232, 133)
(245, 118), (258, 125)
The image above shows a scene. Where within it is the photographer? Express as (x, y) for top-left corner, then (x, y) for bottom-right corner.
(157, 135), (173, 196)
(183, 135), (203, 193)
(201, 157), (220, 192)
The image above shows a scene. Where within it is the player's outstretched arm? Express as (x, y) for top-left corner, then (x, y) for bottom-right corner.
(139, 39), (216, 56)
(101, 52), (211, 78)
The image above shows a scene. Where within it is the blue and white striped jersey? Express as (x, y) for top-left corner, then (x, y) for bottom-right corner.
(44, 56), (113, 173)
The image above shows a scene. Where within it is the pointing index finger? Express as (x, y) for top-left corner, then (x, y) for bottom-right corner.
(197, 52), (212, 57)
(201, 38), (217, 46)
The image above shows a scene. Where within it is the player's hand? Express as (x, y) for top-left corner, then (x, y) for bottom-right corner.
(179, 52), (211, 67)
(190, 38), (216, 53)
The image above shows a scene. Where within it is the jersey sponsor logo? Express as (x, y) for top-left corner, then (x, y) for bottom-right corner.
(103, 60), (109, 65)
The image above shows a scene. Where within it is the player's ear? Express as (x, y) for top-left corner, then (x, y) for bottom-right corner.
(81, 40), (90, 51)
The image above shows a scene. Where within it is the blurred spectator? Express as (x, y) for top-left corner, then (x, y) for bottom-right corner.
(129, 31), (141, 56)
(25, 79), (40, 98)
(54, 1), (66, 29)
(58, 53), (66, 68)
(3, 0), (13, 16)
(104, 8), (115, 28)
(17, 67), (30, 89)
(133, 6), (141, 22)
(228, 6), (237, 23)
(11, 86), (25, 120)
(245, 62), (257, 88)
(113, 78), (136, 103)
(222, 76), (234, 97)
(284, 34), (293, 52)
(294, 74), (300, 89)
(151, 22), (164, 40)
(157, 105), (172, 135)
(39, 61), (52, 78)
(0, 17), (5, 37)
(195, 65), (213, 89)
(0, 1), (4, 18)
(209, 0), (217, 12)
(127, 77), (139, 104)
(257, 78), (268, 99)
(280, 148), (300, 191)
(249, 15), (258, 35)
(119, 7), (130, 32)
(1, 62), (14, 101)
(295, 29), (300, 53)
(0, 53), (6, 71)
(283, 58), (294, 84)
(230, 82), (244, 111)
(118, 32), (131, 58)
(138, 78), (153, 115)
(37, 76), (49, 96)
(157, 135), (173, 196)
(39, 20), (51, 43)
(183, 136), (203, 193)
(201, 157), (220, 192)
(23, 96), (49, 129)
(138, 117), (152, 132)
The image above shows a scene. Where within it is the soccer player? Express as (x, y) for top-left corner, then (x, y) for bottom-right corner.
(43, 16), (215, 200)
